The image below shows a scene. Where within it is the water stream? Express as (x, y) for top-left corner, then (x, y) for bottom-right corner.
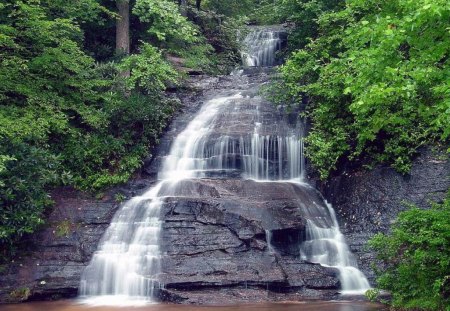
(0, 300), (386, 311)
(79, 27), (370, 305)
(241, 26), (284, 67)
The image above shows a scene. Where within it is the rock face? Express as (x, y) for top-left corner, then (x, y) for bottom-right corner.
(0, 188), (119, 302)
(0, 69), (447, 304)
(158, 179), (341, 303)
(320, 148), (450, 284)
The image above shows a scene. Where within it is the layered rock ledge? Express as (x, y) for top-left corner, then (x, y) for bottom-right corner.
(1, 72), (447, 304)
(157, 179), (341, 303)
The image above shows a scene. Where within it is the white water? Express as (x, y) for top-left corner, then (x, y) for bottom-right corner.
(241, 27), (283, 67)
(160, 94), (304, 182)
(80, 89), (306, 305)
(79, 28), (369, 305)
(299, 201), (371, 294)
(240, 28), (370, 294)
(79, 183), (164, 306)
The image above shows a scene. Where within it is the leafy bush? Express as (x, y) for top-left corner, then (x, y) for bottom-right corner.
(120, 43), (179, 93)
(61, 92), (178, 191)
(369, 197), (450, 310)
(133, 0), (198, 44)
(204, 0), (255, 17)
(271, 0), (449, 179)
(0, 141), (60, 254)
(190, 9), (242, 74)
(0, 0), (181, 252)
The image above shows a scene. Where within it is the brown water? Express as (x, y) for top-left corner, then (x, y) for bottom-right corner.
(0, 301), (387, 311)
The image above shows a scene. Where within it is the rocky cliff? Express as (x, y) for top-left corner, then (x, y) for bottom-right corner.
(0, 73), (448, 304)
(319, 148), (449, 284)
(158, 179), (341, 304)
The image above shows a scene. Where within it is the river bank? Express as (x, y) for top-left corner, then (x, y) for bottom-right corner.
(0, 300), (387, 311)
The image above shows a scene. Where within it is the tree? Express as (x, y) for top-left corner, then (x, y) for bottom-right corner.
(116, 0), (130, 55)
(270, 0), (449, 179)
(368, 197), (450, 310)
(179, 0), (187, 16)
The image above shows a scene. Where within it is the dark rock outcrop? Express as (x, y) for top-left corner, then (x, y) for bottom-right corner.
(157, 178), (341, 303)
(0, 188), (119, 302)
(1, 68), (446, 305)
(320, 148), (449, 284)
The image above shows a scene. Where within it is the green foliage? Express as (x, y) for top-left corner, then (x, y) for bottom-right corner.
(114, 192), (126, 203)
(9, 287), (31, 301)
(249, 0), (282, 24)
(55, 220), (72, 237)
(204, 0), (256, 17)
(364, 288), (381, 302)
(272, 0), (449, 179)
(61, 91), (178, 191)
(133, 0), (230, 74)
(120, 43), (179, 93)
(0, 0), (180, 251)
(185, 9), (242, 73)
(0, 141), (59, 249)
(369, 197), (450, 310)
(134, 0), (198, 44)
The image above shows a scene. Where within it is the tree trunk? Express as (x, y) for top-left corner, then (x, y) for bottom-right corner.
(179, 0), (187, 17)
(196, 0), (201, 10)
(116, 0), (130, 82)
(116, 0), (130, 55)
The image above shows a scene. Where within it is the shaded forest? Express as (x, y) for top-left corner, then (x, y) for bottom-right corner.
(0, 1), (448, 309)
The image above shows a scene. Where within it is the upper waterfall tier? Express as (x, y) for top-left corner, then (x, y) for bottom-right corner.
(241, 26), (286, 67)
(160, 94), (304, 181)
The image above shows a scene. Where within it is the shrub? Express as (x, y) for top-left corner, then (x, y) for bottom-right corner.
(269, 0), (449, 179)
(369, 197), (450, 310)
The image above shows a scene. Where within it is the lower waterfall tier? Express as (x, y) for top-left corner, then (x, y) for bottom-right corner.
(158, 179), (343, 302)
(0, 70), (447, 306)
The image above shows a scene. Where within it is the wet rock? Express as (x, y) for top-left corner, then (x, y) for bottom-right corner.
(276, 257), (340, 290)
(0, 188), (119, 303)
(158, 178), (341, 301)
(159, 287), (339, 305)
(321, 148), (450, 284)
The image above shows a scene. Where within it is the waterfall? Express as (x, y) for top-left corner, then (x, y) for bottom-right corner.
(79, 93), (306, 305)
(299, 201), (371, 294)
(79, 27), (369, 305)
(241, 27), (283, 67)
(159, 94), (304, 182)
(241, 27), (370, 294)
(79, 184), (163, 306)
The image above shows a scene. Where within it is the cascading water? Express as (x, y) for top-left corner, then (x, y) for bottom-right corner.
(79, 27), (369, 305)
(300, 202), (371, 294)
(240, 27), (370, 294)
(242, 29), (370, 294)
(79, 184), (164, 305)
(241, 26), (284, 67)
